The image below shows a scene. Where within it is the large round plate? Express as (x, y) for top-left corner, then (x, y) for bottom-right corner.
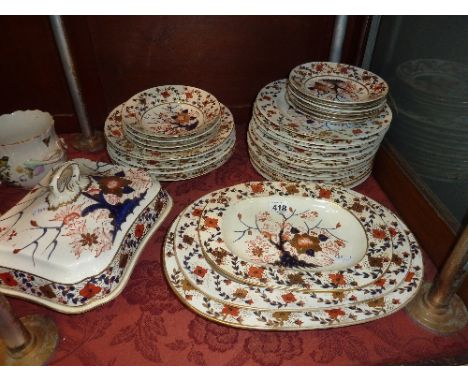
(252, 115), (385, 155)
(248, 124), (378, 169)
(249, 153), (372, 189)
(247, 132), (373, 178)
(104, 104), (235, 161)
(198, 182), (393, 292)
(289, 62), (388, 105)
(123, 119), (219, 150)
(255, 80), (392, 144)
(107, 134), (235, 174)
(123, 85), (221, 139)
(248, 151), (372, 188)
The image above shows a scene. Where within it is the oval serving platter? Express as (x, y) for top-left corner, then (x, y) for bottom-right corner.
(171, 188), (413, 312)
(198, 182), (393, 292)
(163, 204), (423, 330)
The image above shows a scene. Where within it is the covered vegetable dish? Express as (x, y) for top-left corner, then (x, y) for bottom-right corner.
(0, 159), (172, 313)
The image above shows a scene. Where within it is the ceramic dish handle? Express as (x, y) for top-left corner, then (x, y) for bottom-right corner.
(46, 161), (90, 210)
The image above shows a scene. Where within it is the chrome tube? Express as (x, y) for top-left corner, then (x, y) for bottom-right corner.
(361, 16), (382, 69)
(49, 15), (93, 138)
(329, 16), (349, 63)
(0, 294), (31, 352)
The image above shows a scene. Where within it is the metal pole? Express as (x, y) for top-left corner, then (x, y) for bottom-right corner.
(406, 225), (468, 334)
(329, 16), (349, 63)
(0, 294), (31, 351)
(0, 293), (59, 365)
(361, 16), (382, 70)
(49, 15), (104, 152)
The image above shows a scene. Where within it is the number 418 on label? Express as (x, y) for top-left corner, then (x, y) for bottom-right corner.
(270, 201), (289, 213)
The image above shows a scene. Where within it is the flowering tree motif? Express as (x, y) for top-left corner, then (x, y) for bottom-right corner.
(307, 78), (365, 102)
(233, 207), (347, 269)
(142, 104), (201, 135)
(0, 189), (48, 242)
(8, 170), (148, 265)
(81, 173), (148, 242)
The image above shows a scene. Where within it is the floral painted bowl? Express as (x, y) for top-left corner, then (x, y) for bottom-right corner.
(0, 110), (67, 189)
(0, 158), (172, 313)
(123, 85), (221, 140)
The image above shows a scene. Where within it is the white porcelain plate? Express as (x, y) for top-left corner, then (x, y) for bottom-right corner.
(289, 62), (388, 105)
(255, 80), (391, 143)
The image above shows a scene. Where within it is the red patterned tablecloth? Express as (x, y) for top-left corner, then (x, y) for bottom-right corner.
(1, 128), (467, 366)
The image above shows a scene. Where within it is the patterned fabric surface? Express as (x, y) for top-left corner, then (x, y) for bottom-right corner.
(1, 128), (467, 365)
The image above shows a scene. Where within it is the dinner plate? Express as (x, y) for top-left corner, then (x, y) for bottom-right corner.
(252, 108), (387, 150)
(249, 153), (372, 189)
(255, 80), (391, 144)
(250, 150), (372, 188)
(248, 126), (378, 168)
(287, 82), (386, 111)
(105, 104), (235, 161)
(286, 90), (386, 121)
(248, 122), (377, 164)
(247, 132), (373, 177)
(289, 62), (388, 105)
(108, 145), (235, 182)
(107, 138), (235, 175)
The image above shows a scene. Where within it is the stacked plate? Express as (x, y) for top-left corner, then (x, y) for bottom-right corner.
(390, 59), (468, 183)
(287, 62), (389, 121)
(104, 85), (236, 181)
(163, 181), (423, 330)
(248, 78), (392, 187)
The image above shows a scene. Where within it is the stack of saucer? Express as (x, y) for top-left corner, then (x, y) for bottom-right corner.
(163, 181), (423, 330)
(287, 62), (388, 121)
(104, 85), (236, 181)
(248, 77), (392, 187)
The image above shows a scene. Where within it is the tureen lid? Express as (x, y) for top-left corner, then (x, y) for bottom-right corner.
(0, 159), (161, 284)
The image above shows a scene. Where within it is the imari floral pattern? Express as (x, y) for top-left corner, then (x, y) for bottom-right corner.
(250, 118), (380, 158)
(109, 144), (236, 183)
(123, 85), (220, 138)
(248, 132), (373, 177)
(123, 122), (218, 151)
(107, 138), (235, 174)
(289, 62), (388, 104)
(104, 104), (237, 182)
(248, 149), (372, 190)
(170, 189), (413, 312)
(199, 182), (393, 291)
(248, 127), (376, 171)
(255, 80), (391, 143)
(105, 104), (235, 161)
(0, 159), (172, 313)
(163, 185), (423, 330)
